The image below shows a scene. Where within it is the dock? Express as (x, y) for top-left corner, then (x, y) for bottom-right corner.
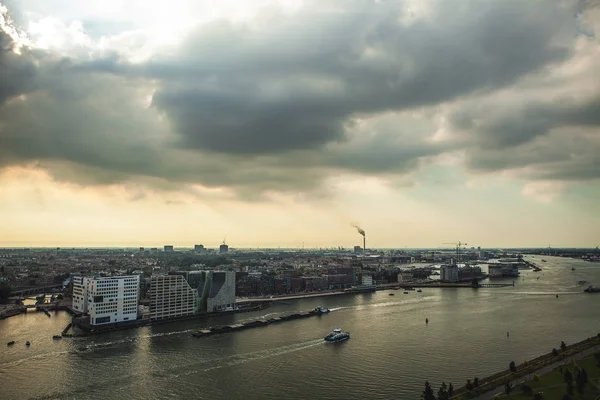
(192, 309), (324, 338)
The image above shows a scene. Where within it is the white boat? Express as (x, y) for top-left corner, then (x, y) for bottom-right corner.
(324, 328), (350, 342)
(315, 306), (329, 314)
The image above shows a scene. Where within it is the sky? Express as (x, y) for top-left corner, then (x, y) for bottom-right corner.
(0, 0), (599, 249)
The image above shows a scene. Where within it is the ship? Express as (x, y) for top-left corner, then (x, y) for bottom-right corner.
(324, 328), (350, 342)
(584, 286), (600, 293)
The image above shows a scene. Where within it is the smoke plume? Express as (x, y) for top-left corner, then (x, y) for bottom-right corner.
(352, 224), (365, 236)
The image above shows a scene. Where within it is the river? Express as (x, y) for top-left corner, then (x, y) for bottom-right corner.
(1, 255), (599, 399)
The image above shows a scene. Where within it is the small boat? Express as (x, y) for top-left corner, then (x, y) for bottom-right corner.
(541, 259), (547, 262)
(25, 341), (30, 346)
(425, 318), (429, 324)
(584, 286), (600, 293)
(404, 291), (409, 294)
(572, 268), (575, 271)
(417, 289), (422, 293)
(324, 328), (350, 342)
(52, 335), (62, 340)
(7, 341), (15, 346)
(389, 293), (395, 296)
(315, 306), (329, 314)
(578, 280), (587, 285)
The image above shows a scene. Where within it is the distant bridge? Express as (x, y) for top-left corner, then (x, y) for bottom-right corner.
(12, 284), (62, 296)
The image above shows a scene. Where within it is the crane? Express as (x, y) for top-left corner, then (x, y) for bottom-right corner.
(443, 241), (468, 263)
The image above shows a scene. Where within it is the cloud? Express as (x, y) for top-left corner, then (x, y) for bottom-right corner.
(0, 0), (598, 200)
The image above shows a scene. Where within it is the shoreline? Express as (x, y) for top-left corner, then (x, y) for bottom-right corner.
(450, 334), (600, 399)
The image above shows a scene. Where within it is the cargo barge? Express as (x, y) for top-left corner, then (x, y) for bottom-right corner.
(192, 307), (326, 338)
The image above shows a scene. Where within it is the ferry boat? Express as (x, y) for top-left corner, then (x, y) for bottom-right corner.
(324, 328), (350, 342)
(314, 306), (329, 314)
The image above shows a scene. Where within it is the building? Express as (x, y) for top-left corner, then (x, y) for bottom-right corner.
(149, 271), (236, 319)
(194, 244), (205, 253)
(440, 264), (459, 282)
(398, 271), (414, 283)
(197, 271), (236, 312)
(72, 275), (140, 326)
(164, 245), (174, 252)
(219, 244), (229, 254)
(149, 275), (196, 320)
(72, 275), (90, 314)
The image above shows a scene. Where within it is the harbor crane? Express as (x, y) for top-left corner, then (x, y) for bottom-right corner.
(443, 241), (468, 263)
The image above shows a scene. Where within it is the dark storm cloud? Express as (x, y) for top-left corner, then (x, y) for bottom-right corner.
(144, 0), (573, 154)
(0, 32), (37, 105)
(0, 0), (598, 196)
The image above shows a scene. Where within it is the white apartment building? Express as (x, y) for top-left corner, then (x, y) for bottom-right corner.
(72, 275), (140, 326)
(149, 274), (196, 320)
(72, 275), (90, 314)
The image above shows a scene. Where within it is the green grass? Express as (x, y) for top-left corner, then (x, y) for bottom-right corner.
(487, 352), (600, 400)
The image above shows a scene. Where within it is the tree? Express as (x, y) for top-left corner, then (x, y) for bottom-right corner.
(448, 383), (454, 398)
(552, 348), (559, 357)
(473, 377), (479, 388)
(505, 382), (512, 397)
(421, 381), (436, 400)
(521, 385), (533, 396)
(533, 392), (544, 400)
(561, 395), (571, 400)
(561, 341), (567, 352)
(594, 351), (600, 368)
(437, 382), (449, 400)
(466, 379), (473, 391)
(576, 368), (587, 394)
(564, 369), (574, 395)
(509, 361), (517, 373)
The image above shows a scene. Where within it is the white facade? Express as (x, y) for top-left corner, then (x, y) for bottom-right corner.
(440, 265), (459, 282)
(362, 274), (374, 286)
(398, 272), (414, 283)
(149, 275), (196, 320)
(72, 275), (90, 313)
(72, 275), (140, 325)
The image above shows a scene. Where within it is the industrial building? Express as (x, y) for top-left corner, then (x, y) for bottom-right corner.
(72, 275), (140, 326)
(440, 264), (460, 282)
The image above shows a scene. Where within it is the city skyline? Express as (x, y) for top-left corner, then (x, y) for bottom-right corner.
(1, 0), (599, 248)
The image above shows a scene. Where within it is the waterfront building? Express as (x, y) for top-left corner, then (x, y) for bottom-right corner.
(440, 264), (459, 282)
(72, 275), (140, 326)
(150, 271), (236, 319)
(164, 245), (174, 252)
(398, 271), (414, 283)
(72, 275), (90, 314)
(458, 265), (483, 281)
(149, 274), (196, 320)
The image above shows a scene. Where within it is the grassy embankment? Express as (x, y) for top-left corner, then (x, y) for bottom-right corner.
(493, 352), (600, 399)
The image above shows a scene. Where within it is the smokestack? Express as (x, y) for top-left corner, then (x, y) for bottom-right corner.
(351, 224), (366, 253)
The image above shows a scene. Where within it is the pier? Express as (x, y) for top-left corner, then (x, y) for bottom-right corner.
(192, 308), (325, 338)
